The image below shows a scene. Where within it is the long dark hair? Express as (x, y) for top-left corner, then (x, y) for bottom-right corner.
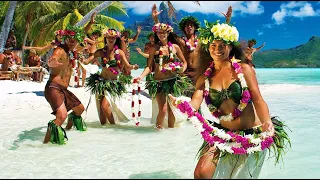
(103, 29), (122, 49)
(195, 42), (245, 81)
(154, 31), (180, 45)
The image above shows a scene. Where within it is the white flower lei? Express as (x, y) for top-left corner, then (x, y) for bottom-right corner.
(204, 57), (249, 122)
(182, 35), (198, 51)
(131, 79), (141, 126)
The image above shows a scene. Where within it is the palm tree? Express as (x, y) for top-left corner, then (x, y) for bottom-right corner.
(30, 1), (127, 47)
(40, 1), (128, 61)
(15, 1), (59, 55)
(0, 1), (17, 53)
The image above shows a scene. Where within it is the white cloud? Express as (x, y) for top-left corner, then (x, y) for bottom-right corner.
(272, 1), (320, 25)
(123, 1), (264, 16)
(257, 30), (263, 36)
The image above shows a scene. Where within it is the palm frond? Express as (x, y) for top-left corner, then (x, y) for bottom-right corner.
(101, 1), (128, 17)
(95, 15), (125, 31)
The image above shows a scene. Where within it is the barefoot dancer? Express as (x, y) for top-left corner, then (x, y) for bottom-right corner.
(43, 25), (87, 145)
(169, 7), (290, 178)
(135, 23), (190, 129)
(83, 29), (139, 125)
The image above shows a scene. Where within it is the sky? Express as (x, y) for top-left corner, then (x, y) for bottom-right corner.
(113, 1), (320, 51)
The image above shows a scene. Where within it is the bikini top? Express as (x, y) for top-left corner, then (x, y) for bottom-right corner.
(99, 58), (117, 68)
(208, 80), (242, 108)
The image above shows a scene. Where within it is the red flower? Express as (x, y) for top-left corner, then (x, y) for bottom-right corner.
(133, 78), (138, 83)
(172, 67), (175, 71)
(159, 50), (163, 55)
(70, 31), (76, 36)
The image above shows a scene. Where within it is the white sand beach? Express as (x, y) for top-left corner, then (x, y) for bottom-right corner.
(0, 70), (320, 178)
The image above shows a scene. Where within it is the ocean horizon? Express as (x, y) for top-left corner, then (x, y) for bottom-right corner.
(0, 68), (319, 179)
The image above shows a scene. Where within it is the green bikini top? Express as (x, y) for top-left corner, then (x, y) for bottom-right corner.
(154, 54), (169, 64)
(98, 57), (117, 68)
(208, 80), (242, 108)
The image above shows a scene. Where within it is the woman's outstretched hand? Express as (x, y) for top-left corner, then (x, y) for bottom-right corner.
(168, 94), (178, 106)
(261, 120), (275, 136)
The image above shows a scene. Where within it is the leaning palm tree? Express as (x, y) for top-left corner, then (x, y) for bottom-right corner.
(30, 1), (127, 47)
(39, 1), (128, 61)
(0, 1), (17, 53)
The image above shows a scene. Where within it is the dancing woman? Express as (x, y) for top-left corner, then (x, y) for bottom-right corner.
(169, 18), (291, 178)
(84, 29), (139, 125)
(135, 23), (190, 129)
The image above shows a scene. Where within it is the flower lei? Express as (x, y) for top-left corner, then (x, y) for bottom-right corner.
(69, 50), (79, 83)
(159, 42), (183, 73)
(102, 45), (121, 75)
(173, 56), (274, 155)
(203, 56), (251, 122)
(182, 35), (198, 51)
(131, 78), (141, 126)
(176, 101), (274, 155)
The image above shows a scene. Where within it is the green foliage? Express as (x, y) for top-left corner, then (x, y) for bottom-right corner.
(254, 36), (320, 68)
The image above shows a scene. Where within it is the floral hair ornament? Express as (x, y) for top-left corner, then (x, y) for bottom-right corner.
(55, 24), (85, 44)
(198, 20), (240, 50)
(152, 23), (173, 33)
(106, 29), (121, 38)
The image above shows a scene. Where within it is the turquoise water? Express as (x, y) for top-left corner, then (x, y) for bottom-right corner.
(0, 68), (319, 179)
(255, 68), (320, 85)
(130, 68), (320, 85)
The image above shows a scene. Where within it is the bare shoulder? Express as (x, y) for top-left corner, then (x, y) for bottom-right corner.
(241, 63), (255, 75)
(173, 43), (182, 50)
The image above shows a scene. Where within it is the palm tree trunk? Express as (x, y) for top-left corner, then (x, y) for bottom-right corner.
(0, 1), (17, 53)
(43, 1), (113, 63)
(75, 1), (112, 27)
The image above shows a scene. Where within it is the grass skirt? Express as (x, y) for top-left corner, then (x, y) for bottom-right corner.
(198, 116), (291, 178)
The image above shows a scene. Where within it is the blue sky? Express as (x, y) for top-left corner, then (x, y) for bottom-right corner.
(114, 1), (320, 51)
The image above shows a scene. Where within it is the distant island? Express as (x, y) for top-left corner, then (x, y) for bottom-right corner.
(125, 2), (320, 68)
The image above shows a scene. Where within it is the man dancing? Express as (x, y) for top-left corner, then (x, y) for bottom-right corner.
(43, 25), (87, 145)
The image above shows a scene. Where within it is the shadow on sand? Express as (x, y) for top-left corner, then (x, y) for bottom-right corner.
(128, 170), (182, 179)
(8, 91), (44, 97)
(84, 119), (156, 134)
(9, 126), (47, 150)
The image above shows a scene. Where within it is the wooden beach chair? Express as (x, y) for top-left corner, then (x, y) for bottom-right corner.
(16, 66), (45, 82)
(11, 65), (33, 81)
(0, 71), (14, 80)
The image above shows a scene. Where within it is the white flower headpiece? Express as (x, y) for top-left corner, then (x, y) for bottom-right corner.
(199, 20), (239, 49)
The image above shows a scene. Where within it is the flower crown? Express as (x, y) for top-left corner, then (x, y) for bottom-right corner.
(106, 29), (121, 38)
(54, 24), (85, 44)
(152, 23), (173, 33)
(198, 20), (239, 50)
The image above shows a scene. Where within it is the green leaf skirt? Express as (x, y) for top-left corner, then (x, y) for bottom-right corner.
(86, 72), (127, 98)
(197, 116), (291, 166)
(145, 74), (193, 98)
